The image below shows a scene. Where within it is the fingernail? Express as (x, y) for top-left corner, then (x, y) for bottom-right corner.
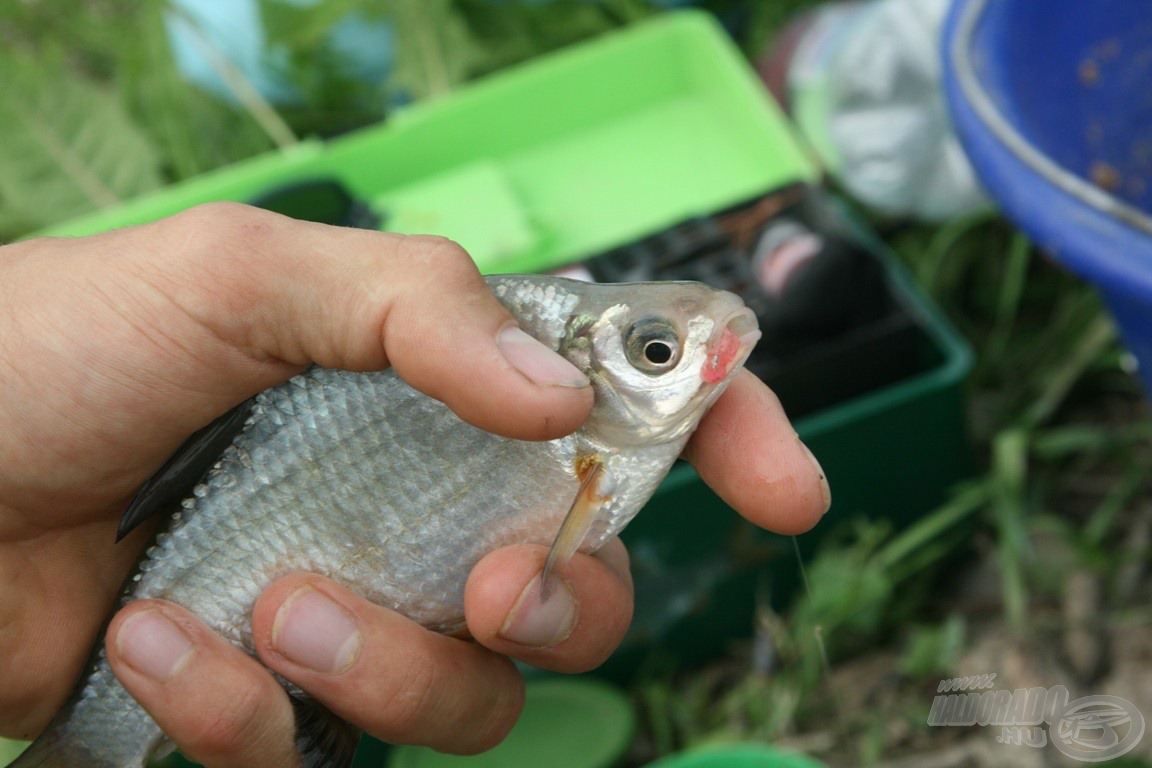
(499, 576), (578, 647)
(801, 440), (832, 514)
(498, 325), (589, 388)
(272, 586), (361, 674)
(116, 609), (195, 681)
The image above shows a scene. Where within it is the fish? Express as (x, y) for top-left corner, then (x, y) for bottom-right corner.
(13, 274), (760, 768)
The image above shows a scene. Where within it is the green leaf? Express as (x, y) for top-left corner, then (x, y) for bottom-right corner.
(456, 0), (650, 77)
(0, 55), (163, 230)
(255, 0), (392, 134)
(259, 0), (373, 49)
(387, 0), (481, 100)
(118, 0), (275, 181)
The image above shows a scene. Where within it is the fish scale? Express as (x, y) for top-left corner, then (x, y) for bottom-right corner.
(13, 275), (759, 768)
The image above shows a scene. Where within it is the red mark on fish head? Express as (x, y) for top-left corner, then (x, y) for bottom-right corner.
(702, 328), (741, 384)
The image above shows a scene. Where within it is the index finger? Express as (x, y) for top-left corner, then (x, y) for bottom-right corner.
(682, 370), (830, 535)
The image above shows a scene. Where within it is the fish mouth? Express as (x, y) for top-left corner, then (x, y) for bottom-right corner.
(725, 307), (761, 351)
(701, 306), (761, 385)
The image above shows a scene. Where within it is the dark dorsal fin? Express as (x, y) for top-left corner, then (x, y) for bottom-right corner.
(117, 399), (255, 541)
(292, 695), (361, 768)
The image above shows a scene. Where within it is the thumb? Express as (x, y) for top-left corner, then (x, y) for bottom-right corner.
(138, 203), (594, 440)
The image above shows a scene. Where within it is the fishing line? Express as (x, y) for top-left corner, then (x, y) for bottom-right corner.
(791, 534), (832, 678)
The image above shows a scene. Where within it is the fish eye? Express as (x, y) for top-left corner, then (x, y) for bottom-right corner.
(644, 339), (674, 365)
(626, 318), (682, 374)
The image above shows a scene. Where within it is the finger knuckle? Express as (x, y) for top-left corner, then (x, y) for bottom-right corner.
(159, 203), (280, 284)
(378, 657), (442, 738)
(164, 202), (277, 251)
(410, 234), (468, 262)
(403, 236), (480, 289)
(184, 683), (272, 759)
(375, 653), (523, 754)
(461, 673), (523, 753)
(152, 203), (289, 336)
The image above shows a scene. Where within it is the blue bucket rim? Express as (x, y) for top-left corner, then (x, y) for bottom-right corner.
(947, 0), (1152, 240)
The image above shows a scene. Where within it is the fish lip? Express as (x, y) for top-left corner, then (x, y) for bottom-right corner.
(724, 307), (761, 350)
(719, 306), (762, 362)
(697, 305), (761, 387)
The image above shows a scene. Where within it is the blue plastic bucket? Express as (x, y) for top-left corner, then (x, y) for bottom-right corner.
(943, 0), (1152, 394)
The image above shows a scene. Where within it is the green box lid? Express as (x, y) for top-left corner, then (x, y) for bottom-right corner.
(37, 11), (816, 274)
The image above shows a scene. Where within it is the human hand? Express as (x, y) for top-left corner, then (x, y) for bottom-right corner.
(0, 203), (828, 765)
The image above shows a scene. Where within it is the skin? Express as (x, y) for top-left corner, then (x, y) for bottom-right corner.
(0, 203), (829, 767)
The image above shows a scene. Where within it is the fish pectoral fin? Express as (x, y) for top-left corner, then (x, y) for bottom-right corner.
(540, 460), (606, 599)
(117, 398), (255, 541)
(292, 694), (361, 768)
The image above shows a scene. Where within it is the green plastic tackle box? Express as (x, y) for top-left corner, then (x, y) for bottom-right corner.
(28, 6), (972, 738)
(39, 12), (816, 274)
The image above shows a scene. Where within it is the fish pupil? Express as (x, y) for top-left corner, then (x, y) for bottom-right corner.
(644, 340), (674, 365)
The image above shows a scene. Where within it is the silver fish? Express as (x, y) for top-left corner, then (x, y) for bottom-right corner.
(14, 275), (760, 768)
